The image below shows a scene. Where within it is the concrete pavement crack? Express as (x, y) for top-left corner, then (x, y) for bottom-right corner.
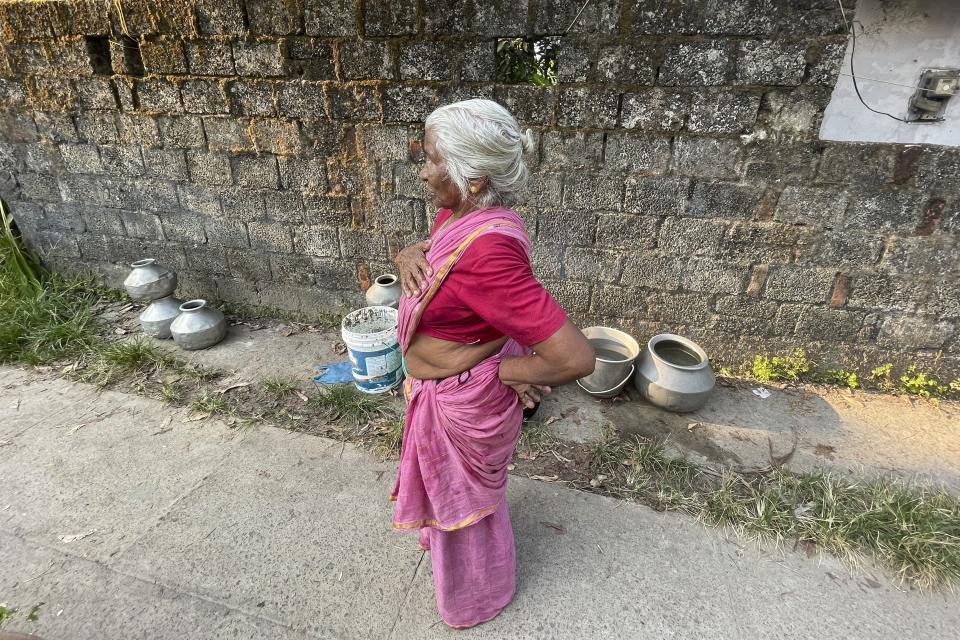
(105, 433), (252, 562)
(385, 549), (427, 640)
(0, 529), (302, 634)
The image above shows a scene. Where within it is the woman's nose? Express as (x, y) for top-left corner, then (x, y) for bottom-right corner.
(419, 167), (428, 181)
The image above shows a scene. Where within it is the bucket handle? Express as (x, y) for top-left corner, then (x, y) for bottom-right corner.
(577, 364), (635, 395)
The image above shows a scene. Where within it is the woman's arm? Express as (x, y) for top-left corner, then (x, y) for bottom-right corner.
(498, 319), (595, 387)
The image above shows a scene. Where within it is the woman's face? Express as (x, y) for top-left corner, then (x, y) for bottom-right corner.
(420, 128), (463, 211)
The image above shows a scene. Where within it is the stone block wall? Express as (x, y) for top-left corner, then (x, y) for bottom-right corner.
(0, 0), (957, 376)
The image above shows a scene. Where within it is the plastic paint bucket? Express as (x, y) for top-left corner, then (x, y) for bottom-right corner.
(341, 306), (403, 394)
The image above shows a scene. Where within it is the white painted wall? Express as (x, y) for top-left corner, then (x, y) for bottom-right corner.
(819, 0), (960, 146)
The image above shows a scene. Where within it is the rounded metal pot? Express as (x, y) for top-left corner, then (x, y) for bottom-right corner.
(139, 295), (183, 339)
(635, 333), (715, 413)
(123, 258), (177, 301)
(577, 364), (635, 399)
(170, 299), (227, 350)
(578, 326), (640, 393)
(365, 274), (402, 309)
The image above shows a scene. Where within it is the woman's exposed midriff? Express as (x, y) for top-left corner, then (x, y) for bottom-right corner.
(403, 333), (509, 380)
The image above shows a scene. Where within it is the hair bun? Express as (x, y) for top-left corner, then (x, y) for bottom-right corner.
(520, 128), (536, 155)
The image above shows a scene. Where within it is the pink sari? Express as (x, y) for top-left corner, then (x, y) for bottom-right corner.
(390, 207), (530, 628)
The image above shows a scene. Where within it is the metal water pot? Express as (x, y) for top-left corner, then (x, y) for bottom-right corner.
(365, 274), (402, 309)
(635, 334), (715, 413)
(170, 299), (227, 350)
(139, 295), (183, 339)
(123, 258), (177, 301)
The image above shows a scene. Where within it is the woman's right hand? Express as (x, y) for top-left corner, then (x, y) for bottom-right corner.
(393, 239), (433, 297)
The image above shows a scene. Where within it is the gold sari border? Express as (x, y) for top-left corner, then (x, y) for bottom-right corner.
(392, 501), (500, 532)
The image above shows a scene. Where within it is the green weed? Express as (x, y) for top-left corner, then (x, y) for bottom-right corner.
(517, 417), (558, 457)
(190, 392), (231, 415)
(263, 376), (298, 398)
(898, 365), (948, 398)
(308, 384), (392, 427)
(584, 429), (960, 589)
(751, 348), (811, 383)
(77, 338), (179, 387)
(812, 368), (859, 389)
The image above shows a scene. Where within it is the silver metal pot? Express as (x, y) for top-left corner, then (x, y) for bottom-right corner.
(635, 333), (715, 413)
(170, 299), (227, 350)
(139, 295), (183, 339)
(577, 364), (635, 399)
(578, 327), (640, 393)
(365, 274), (402, 309)
(123, 258), (177, 301)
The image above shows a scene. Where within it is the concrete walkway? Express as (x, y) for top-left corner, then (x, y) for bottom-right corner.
(1, 366), (958, 639)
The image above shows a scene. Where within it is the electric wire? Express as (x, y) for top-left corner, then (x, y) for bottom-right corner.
(836, 0), (943, 124)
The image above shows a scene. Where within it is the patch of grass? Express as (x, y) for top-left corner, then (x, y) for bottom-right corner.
(898, 365), (948, 398)
(751, 348), (811, 383)
(190, 391), (231, 415)
(366, 417), (404, 459)
(811, 368), (859, 390)
(517, 417), (558, 457)
(0, 272), (100, 366)
(76, 338), (179, 387)
(159, 382), (183, 404)
(0, 602), (17, 626)
(583, 429), (960, 589)
(0, 201), (106, 365)
(729, 351), (958, 401)
(263, 376), (298, 398)
(308, 384), (392, 427)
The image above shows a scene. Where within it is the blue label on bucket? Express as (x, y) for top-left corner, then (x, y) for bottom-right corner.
(348, 343), (402, 393)
(349, 343), (400, 376)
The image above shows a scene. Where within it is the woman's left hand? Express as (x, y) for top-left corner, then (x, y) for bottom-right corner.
(507, 383), (551, 409)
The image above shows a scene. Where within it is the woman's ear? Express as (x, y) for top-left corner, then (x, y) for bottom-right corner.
(468, 178), (487, 194)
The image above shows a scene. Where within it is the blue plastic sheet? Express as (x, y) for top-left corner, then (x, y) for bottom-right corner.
(312, 360), (354, 384)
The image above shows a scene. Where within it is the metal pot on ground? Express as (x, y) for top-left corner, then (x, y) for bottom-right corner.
(577, 327), (640, 397)
(635, 333), (715, 413)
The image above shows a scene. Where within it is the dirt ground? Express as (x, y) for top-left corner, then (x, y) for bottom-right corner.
(103, 303), (960, 490)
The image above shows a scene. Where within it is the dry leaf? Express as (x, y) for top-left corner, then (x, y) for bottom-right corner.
(530, 474), (559, 482)
(186, 412), (211, 422)
(279, 326), (297, 337)
(543, 415), (560, 426)
(151, 416), (174, 436)
(687, 422), (700, 432)
(333, 341), (347, 355)
(294, 390), (309, 403)
(216, 382), (250, 394)
(114, 327), (128, 335)
(66, 423), (86, 436)
(161, 374), (182, 384)
(59, 530), (96, 543)
(0, 438), (12, 447)
(506, 464), (516, 471)
(863, 577), (882, 589)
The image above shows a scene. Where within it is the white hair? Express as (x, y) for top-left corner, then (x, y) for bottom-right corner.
(424, 99), (536, 209)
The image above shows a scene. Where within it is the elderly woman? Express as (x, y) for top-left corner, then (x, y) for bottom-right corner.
(390, 99), (595, 628)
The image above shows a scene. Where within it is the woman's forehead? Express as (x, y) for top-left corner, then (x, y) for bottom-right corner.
(424, 129), (438, 155)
